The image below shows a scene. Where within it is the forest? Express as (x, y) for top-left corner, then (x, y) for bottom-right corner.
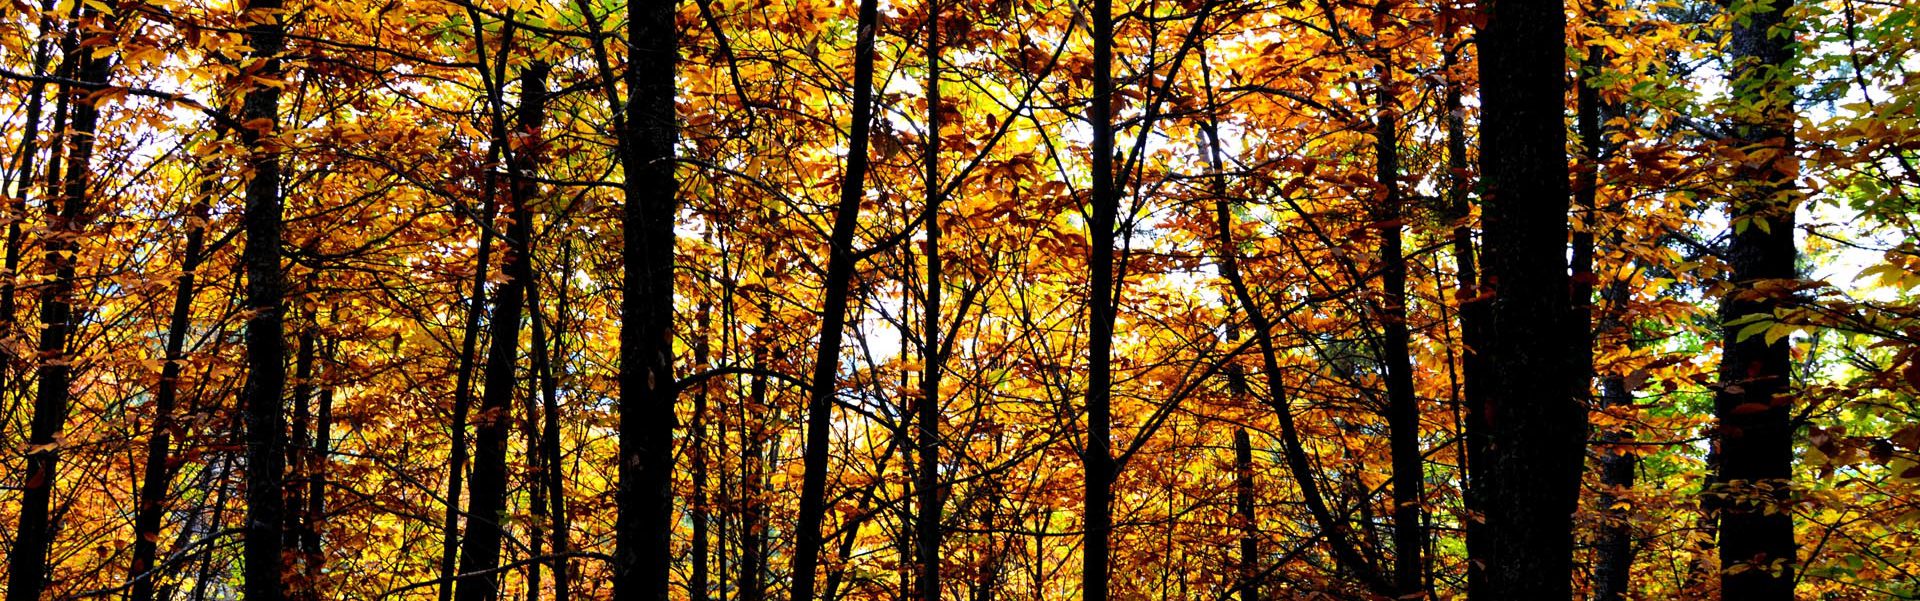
(0, 0), (1917, 598)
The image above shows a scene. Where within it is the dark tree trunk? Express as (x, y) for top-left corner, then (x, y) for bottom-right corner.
(916, 3), (945, 599)
(741, 335), (769, 601)
(1470, 0), (1585, 595)
(1213, 134), (1390, 600)
(523, 346), (546, 601)
(1372, 39), (1426, 599)
(788, 0), (880, 597)
(455, 63), (548, 601)
(1573, 11), (1637, 600)
(1234, 429), (1258, 601)
(613, 0), (681, 598)
(128, 171), (214, 601)
(237, 0), (291, 598)
(288, 323), (316, 600)
(529, 245), (571, 601)
(0, 0), (59, 427)
(438, 127), (498, 601)
(1438, 11), (1489, 593)
(692, 302), (712, 601)
(1712, 0), (1799, 597)
(1592, 311), (1637, 601)
(6, 9), (111, 599)
(1083, 0), (1116, 597)
(306, 338), (334, 590)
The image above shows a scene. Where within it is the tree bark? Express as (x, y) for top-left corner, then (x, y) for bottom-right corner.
(455, 62), (547, 601)
(237, 0), (290, 598)
(1083, 0), (1117, 597)
(1470, 0), (1585, 595)
(288, 321), (316, 600)
(1234, 429), (1258, 601)
(1372, 35), (1426, 599)
(529, 245), (571, 601)
(438, 120), (498, 601)
(692, 302), (712, 601)
(0, 0), (60, 432)
(916, 3), (945, 599)
(1712, 0), (1799, 596)
(6, 8), (111, 599)
(306, 337), (334, 592)
(1574, 8), (1637, 599)
(128, 165), (215, 601)
(613, 0), (681, 597)
(1438, 10), (1489, 593)
(788, 0), (880, 596)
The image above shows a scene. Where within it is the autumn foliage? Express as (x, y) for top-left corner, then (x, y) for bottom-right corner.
(1, 0), (1919, 599)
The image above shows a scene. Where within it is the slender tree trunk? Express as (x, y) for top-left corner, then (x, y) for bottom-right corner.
(1372, 36), (1426, 599)
(237, 0), (290, 598)
(1470, 0), (1584, 595)
(529, 245), (571, 601)
(1437, 11), (1489, 593)
(455, 62), (548, 601)
(692, 302), (712, 601)
(128, 171), (215, 601)
(916, 3), (945, 599)
(1713, 0), (1799, 596)
(614, 0), (681, 597)
(0, 1), (59, 430)
(439, 129), (499, 601)
(306, 338), (334, 592)
(524, 337), (547, 601)
(288, 322), (316, 599)
(1592, 296), (1637, 601)
(6, 8), (111, 599)
(1572, 9), (1636, 599)
(1234, 429), (1258, 601)
(742, 334), (769, 601)
(789, 0), (880, 596)
(1212, 110), (1390, 601)
(1083, 0), (1117, 597)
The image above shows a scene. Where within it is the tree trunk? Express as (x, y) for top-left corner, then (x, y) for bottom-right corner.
(288, 322), (316, 600)
(438, 124), (499, 601)
(1573, 9), (1637, 599)
(614, 0), (681, 597)
(1234, 429), (1258, 601)
(306, 337), (334, 592)
(128, 168), (215, 601)
(0, 0), (59, 432)
(237, 0), (290, 598)
(1212, 118), (1390, 601)
(6, 8), (111, 599)
(1470, 0), (1585, 595)
(741, 330), (769, 601)
(788, 0), (880, 596)
(455, 62), (548, 601)
(1372, 35), (1426, 598)
(692, 302), (712, 601)
(529, 244), (571, 601)
(916, 2), (945, 599)
(1438, 11), (1490, 593)
(1712, 0), (1799, 596)
(1083, 0), (1117, 597)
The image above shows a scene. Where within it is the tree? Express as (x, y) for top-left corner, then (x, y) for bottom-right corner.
(613, 0), (682, 597)
(237, 0), (291, 598)
(6, 7), (112, 600)
(454, 61), (548, 601)
(1470, 0), (1586, 597)
(789, 0), (882, 596)
(1711, 0), (1800, 596)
